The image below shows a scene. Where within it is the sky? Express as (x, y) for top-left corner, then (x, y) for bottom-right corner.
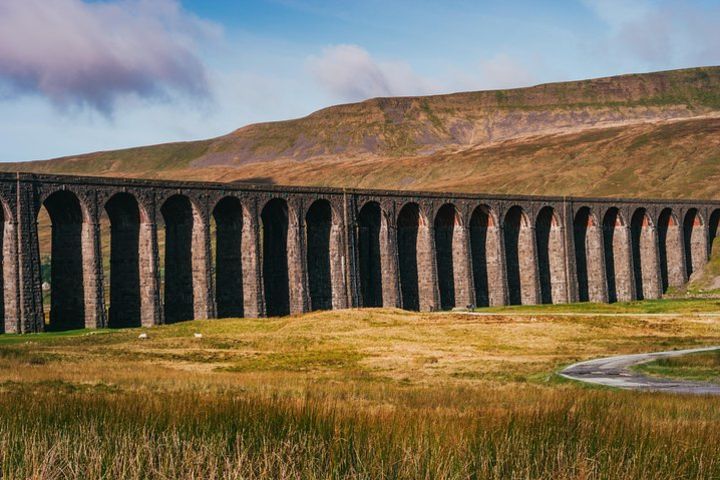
(1, 0), (720, 162)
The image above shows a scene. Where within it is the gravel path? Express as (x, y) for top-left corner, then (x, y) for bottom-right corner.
(559, 346), (720, 394)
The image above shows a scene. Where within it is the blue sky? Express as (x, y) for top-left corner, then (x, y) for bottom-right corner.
(1, 0), (720, 162)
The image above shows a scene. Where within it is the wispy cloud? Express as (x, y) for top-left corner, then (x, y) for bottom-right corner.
(477, 54), (537, 90)
(0, 0), (219, 115)
(306, 44), (436, 102)
(582, 0), (720, 67)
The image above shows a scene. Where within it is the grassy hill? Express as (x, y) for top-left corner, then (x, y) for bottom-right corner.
(4, 66), (720, 198)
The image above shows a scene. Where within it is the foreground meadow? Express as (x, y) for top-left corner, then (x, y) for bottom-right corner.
(2, 303), (720, 479)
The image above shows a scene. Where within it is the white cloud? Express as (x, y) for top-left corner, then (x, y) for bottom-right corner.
(0, 0), (220, 114)
(306, 44), (436, 102)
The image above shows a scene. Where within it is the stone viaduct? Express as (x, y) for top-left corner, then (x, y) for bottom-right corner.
(0, 172), (719, 333)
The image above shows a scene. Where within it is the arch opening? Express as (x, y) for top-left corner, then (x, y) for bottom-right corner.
(397, 203), (421, 311)
(630, 208), (657, 301)
(161, 195), (195, 324)
(657, 208), (683, 293)
(709, 210), (720, 258)
(573, 207), (603, 303)
(535, 206), (565, 304)
(41, 191), (85, 331)
(105, 193), (141, 328)
(683, 208), (704, 279)
(470, 206), (495, 307)
(306, 200), (333, 311)
(213, 197), (244, 318)
(602, 208), (630, 303)
(434, 203), (459, 310)
(357, 202), (382, 307)
(261, 199), (290, 316)
(503, 206), (532, 305)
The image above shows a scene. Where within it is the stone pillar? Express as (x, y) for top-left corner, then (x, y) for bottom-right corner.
(241, 201), (263, 318)
(549, 224), (569, 304)
(489, 223), (507, 306)
(330, 219), (348, 309)
(643, 225), (662, 299)
(81, 210), (106, 328)
(452, 223), (475, 308)
(665, 222), (685, 287)
(616, 224), (635, 302)
(191, 211), (214, 320)
(417, 218), (439, 311)
(380, 210), (401, 308)
(3, 216), (19, 333)
(287, 204), (309, 314)
(139, 216), (162, 326)
(587, 222), (608, 303)
(15, 176), (44, 333)
(687, 216), (708, 279)
(520, 225), (540, 305)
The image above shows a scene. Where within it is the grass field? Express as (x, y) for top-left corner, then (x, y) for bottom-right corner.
(2, 305), (720, 478)
(637, 349), (720, 384)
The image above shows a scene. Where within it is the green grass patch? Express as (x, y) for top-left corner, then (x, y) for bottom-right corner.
(477, 298), (720, 314)
(636, 349), (720, 383)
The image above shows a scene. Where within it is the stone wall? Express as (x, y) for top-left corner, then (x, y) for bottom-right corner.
(0, 172), (718, 333)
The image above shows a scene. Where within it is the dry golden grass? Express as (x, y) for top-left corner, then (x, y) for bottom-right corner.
(2, 306), (720, 478)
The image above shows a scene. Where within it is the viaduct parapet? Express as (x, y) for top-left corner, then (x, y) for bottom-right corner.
(1, 172), (718, 333)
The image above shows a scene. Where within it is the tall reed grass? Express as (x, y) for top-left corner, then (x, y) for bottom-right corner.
(1, 387), (719, 479)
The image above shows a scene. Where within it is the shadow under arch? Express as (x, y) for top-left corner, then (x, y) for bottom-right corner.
(261, 198), (290, 317)
(573, 207), (603, 303)
(105, 192), (142, 328)
(469, 204), (498, 307)
(683, 208), (704, 279)
(160, 194), (197, 324)
(657, 208), (682, 293)
(306, 199), (334, 311)
(213, 196), (244, 318)
(41, 190), (86, 331)
(357, 201), (383, 308)
(434, 203), (461, 310)
(397, 203), (422, 311)
(602, 207), (630, 303)
(503, 206), (532, 305)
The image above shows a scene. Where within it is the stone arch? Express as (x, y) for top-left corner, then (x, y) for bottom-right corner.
(397, 202), (423, 311)
(40, 190), (87, 330)
(357, 201), (383, 307)
(630, 208), (660, 300)
(160, 194), (199, 324)
(469, 205), (501, 307)
(503, 206), (536, 305)
(305, 199), (334, 311)
(573, 207), (604, 302)
(709, 209), (720, 258)
(261, 198), (290, 316)
(434, 203), (461, 310)
(105, 192), (142, 328)
(535, 206), (567, 304)
(602, 208), (632, 303)
(213, 196), (244, 318)
(683, 208), (705, 278)
(657, 208), (683, 292)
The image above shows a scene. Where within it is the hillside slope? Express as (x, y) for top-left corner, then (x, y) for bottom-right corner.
(4, 66), (720, 198)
